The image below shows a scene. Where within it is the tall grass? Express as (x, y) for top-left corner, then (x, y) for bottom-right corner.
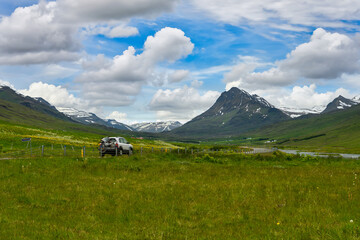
(0, 152), (359, 239)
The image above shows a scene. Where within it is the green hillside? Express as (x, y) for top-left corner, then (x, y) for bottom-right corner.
(247, 104), (360, 153)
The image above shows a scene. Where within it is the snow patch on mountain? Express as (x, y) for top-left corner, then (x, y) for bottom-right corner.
(57, 107), (92, 118)
(280, 106), (325, 118)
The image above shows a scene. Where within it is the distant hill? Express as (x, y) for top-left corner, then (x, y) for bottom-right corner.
(170, 87), (290, 138)
(321, 95), (358, 114)
(131, 121), (182, 133)
(56, 107), (134, 131)
(0, 86), (71, 122)
(248, 103), (360, 153)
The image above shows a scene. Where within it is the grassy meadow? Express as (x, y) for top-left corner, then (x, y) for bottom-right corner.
(0, 151), (360, 239)
(1, 116), (360, 239)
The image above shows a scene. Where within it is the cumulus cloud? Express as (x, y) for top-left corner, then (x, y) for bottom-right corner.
(279, 28), (360, 79)
(19, 82), (89, 110)
(149, 86), (220, 121)
(143, 27), (194, 63)
(77, 27), (194, 106)
(224, 29), (360, 91)
(0, 1), (80, 64)
(191, 0), (360, 30)
(0, 0), (179, 65)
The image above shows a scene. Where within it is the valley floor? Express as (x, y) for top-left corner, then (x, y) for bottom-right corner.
(0, 152), (360, 239)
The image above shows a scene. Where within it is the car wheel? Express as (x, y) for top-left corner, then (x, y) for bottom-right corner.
(128, 148), (133, 155)
(119, 148), (123, 156)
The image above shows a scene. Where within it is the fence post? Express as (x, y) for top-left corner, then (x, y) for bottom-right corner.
(185, 148), (187, 154)
(141, 147), (143, 155)
(83, 146), (86, 158)
(191, 149), (193, 155)
(64, 145), (66, 156)
(116, 147), (118, 156)
(178, 148), (180, 154)
(41, 145), (44, 157)
(152, 147), (154, 153)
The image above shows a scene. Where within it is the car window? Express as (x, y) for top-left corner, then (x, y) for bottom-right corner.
(119, 138), (125, 143)
(109, 138), (116, 144)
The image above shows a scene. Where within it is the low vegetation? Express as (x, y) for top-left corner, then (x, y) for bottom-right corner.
(1, 151), (360, 239)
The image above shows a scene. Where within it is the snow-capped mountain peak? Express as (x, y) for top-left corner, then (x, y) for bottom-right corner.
(353, 95), (360, 103)
(131, 121), (182, 133)
(56, 107), (134, 131)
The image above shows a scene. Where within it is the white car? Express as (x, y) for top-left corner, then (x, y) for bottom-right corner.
(98, 136), (133, 156)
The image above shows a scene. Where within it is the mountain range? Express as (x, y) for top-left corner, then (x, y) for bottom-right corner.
(0, 84), (359, 147)
(0, 86), (182, 133)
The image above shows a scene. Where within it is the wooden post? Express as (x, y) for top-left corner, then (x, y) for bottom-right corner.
(41, 145), (44, 157)
(64, 145), (66, 156)
(141, 147), (143, 155)
(83, 146), (86, 158)
(178, 148), (180, 154)
(116, 147), (118, 156)
(191, 149), (193, 155)
(152, 147), (154, 153)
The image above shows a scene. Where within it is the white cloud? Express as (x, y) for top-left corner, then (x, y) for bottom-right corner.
(191, 79), (203, 88)
(257, 84), (351, 110)
(19, 82), (89, 110)
(143, 27), (194, 63)
(191, 0), (360, 30)
(149, 85), (220, 122)
(279, 28), (360, 79)
(224, 29), (360, 91)
(169, 70), (190, 83)
(0, 80), (15, 89)
(77, 27), (194, 106)
(0, 0), (179, 65)
(0, 1), (80, 65)
(84, 24), (139, 38)
(106, 111), (128, 122)
(107, 25), (139, 38)
(57, 0), (179, 23)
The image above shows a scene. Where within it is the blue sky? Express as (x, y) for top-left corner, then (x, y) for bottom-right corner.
(0, 0), (360, 124)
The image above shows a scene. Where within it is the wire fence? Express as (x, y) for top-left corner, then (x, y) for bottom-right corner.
(0, 144), (275, 160)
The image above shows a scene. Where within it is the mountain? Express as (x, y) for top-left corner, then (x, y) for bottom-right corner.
(56, 107), (134, 131)
(321, 95), (358, 114)
(0, 86), (71, 121)
(131, 121), (182, 133)
(170, 87), (290, 138)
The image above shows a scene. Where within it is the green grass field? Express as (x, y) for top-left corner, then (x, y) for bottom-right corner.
(1, 152), (360, 239)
